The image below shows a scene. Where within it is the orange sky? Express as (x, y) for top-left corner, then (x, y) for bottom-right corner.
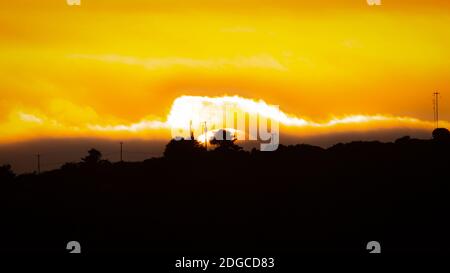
(1, 0), (449, 143)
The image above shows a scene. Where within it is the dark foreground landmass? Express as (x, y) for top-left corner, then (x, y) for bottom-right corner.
(0, 132), (449, 254)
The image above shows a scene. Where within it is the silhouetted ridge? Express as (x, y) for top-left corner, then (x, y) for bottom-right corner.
(1, 134), (449, 254)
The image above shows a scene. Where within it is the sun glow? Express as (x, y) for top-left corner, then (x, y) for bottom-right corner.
(0, 95), (446, 144)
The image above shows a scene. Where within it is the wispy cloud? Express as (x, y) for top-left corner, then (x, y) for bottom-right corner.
(19, 112), (43, 124)
(221, 26), (256, 33)
(68, 54), (288, 71)
(88, 120), (169, 132)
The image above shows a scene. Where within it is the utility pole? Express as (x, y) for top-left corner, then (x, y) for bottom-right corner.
(36, 153), (41, 174)
(202, 121), (208, 150)
(189, 120), (194, 140)
(433, 92), (440, 129)
(120, 142), (123, 162)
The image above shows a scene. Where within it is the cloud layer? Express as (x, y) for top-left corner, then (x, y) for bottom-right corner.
(1, 95), (446, 144)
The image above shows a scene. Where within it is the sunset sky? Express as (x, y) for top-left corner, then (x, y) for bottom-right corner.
(1, 0), (450, 145)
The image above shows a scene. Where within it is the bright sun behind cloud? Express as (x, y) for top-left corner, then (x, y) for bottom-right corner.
(0, 95), (446, 144)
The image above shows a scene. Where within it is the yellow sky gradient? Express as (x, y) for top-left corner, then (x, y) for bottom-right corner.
(1, 0), (449, 143)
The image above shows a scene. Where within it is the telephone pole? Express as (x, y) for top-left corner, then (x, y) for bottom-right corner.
(120, 142), (124, 162)
(189, 120), (194, 140)
(202, 121), (208, 150)
(433, 92), (440, 129)
(36, 153), (41, 174)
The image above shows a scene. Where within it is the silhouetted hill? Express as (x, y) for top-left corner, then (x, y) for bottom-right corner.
(1, 135), (449, 254)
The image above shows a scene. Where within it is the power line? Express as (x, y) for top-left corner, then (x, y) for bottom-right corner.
(28, 150), (164, 173)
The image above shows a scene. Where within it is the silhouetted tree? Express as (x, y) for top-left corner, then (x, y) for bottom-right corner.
(395, 136), (411, 144)
(432, 128), (450, 142)
(82, 149), (102, 164)
(61, 162), (79, 171)
(0, 164), (15, 182)
(164, 138), (205, 159)
(210, 129), (243, 153)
